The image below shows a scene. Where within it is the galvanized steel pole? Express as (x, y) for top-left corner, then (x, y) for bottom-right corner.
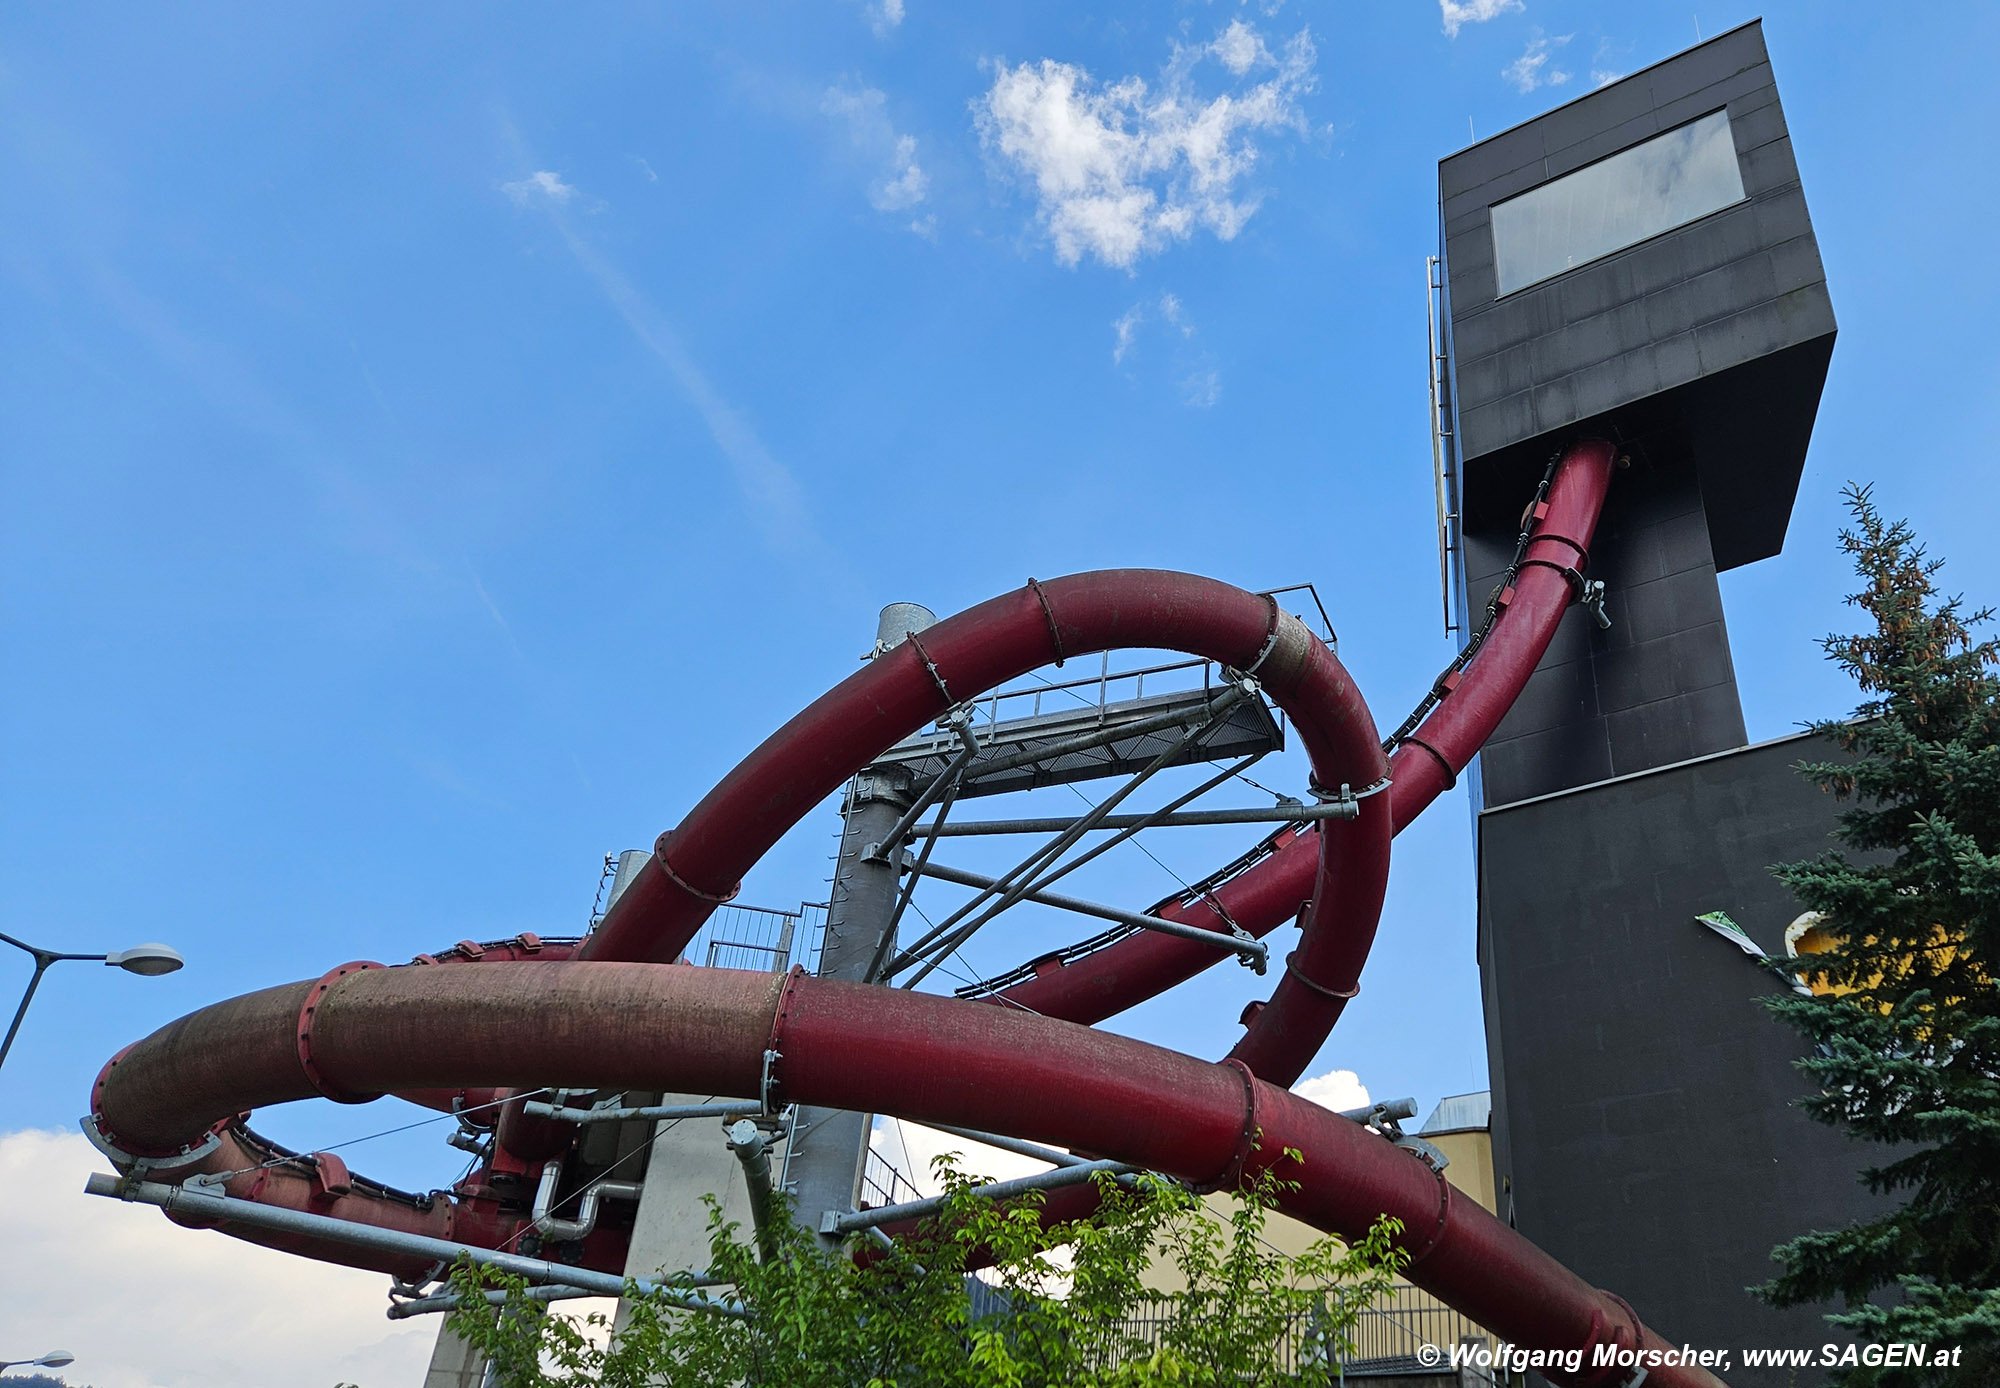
(783, 602), (933, 1238)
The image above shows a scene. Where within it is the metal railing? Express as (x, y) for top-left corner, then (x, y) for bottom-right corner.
(1427, 254), (1461, 638)
(1342, 1287), (1494, 1377)
(860, 1145), (927, 1213)
(952, 583), (1340, 734)
(681, 900), (828, 975)
(1111, 1285), (1502, 1381)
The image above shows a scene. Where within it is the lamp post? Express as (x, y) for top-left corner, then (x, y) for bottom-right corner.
(0, 1349), (76, 1372)
(0, 930), (183, 1075)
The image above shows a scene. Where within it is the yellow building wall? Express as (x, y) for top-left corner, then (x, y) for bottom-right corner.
(1139, 1124), (1499, 1343)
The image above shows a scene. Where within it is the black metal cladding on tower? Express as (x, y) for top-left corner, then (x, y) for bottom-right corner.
(1436, 24), (1878, 1381)
(1437, 18), (1836, 809)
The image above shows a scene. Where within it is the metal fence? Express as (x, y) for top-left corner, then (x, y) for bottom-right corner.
(680, 900), (828, 975)
(1113, 1286), (1501, 1382)
(952, 583), (1339, 736)
(861, 1145), (927, 1213)
(1341, 1287), (1496, 1379)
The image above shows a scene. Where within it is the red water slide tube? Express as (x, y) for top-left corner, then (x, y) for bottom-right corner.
(988, 438), (1617, 1027)
(93, 962), (1721, 1388)
(555, 565), (1394, 1102)
(88, 438), (1713, 1384)
(429, 565), (1394, 1157)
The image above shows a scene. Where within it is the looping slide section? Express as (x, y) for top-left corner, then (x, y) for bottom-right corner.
(580, 568), (1390, 1090)
(987, 439), (1620, 1031)
(85, 447), (1727, 1388)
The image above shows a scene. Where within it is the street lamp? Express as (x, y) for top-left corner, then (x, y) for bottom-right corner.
(0, 1349), (76, 1371)
(0, 929), (184, 1074)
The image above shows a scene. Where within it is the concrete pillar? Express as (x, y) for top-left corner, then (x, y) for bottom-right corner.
(420, 1323), (492, 1388)
(608, 1098), (757, 1337)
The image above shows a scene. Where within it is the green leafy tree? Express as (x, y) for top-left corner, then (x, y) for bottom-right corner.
(1758, 485), (2000, 1384)
(447, 1147), (1406, 1386)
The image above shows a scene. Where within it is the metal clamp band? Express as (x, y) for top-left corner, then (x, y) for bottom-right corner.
(1025, 577), (1065, 667)
(1201, 1058), (1264, 1193)
(1305, 776), (1381, 815)
(79, 1112), (226, 1175)
(296, 961), (385, 1105)
(904, 630), (955, 711)
(652, 834), (741, 905)
(1240, 594), (1284, 676)
(1516, 555), (1587, 597)
(762, 966), (807, 1114)
(1284, 951), (1360, 1000)
(1401, 1158), (1454, 1266)
(1397, 735), (1457, 789)
(1531, 530), (1590, 566)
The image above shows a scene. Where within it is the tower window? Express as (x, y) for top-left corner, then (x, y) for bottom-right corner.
(1491, 109), (1745, 296)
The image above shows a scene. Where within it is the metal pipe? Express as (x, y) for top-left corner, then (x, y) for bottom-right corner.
(869, 719), (982, 863)
(889, 692), (1240, 980)
(84, 1173), (745, 1317)
(521, 1098), (764, 1125)
(1018, 755), (1260, 886)
(825, 1159), (1134, 1235)
(893, 690), (1248, 988)
(725, 1119), (782, 1261)
(869, 724), (980, 981)
(530, 1160), (643, 1243)
(900, 856), (1268, 967)
(389, 1267), (733, 1318)
(1337, 1097), (1417, 1125)
(924, 1123), (1093, 1169)
(388, 1283), (607, 1320)
(911, 802), (1355, 836)
(0, 953), (55, 1075)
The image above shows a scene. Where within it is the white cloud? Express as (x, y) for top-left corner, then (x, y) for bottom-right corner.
(1439, 0), (1523, 39)
(822, 83), (932, 226)
(1591, 37), (1628, 88)
(500, 168), (576, 206)
(975, 21), (1316, 270)
(876, 134), (928, 210)
(1112, 304), (1144, 364)
(866, 0), (904, 37)
(1504, 32), (1573, 93)
(1212, 19), (1271, 76)
(0, 1128), (435, 1388)
(1291, 1068), (1370, 1113)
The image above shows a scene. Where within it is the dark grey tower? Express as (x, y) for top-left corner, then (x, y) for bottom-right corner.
(1433, 23), (1882, 1380)
(1438, 17), (1834, 808)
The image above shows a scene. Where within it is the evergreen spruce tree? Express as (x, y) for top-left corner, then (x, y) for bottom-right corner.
(1759, 485), (2000, 1385)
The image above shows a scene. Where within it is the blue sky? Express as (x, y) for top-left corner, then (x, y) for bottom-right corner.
(3, 3), (1999, 1379)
